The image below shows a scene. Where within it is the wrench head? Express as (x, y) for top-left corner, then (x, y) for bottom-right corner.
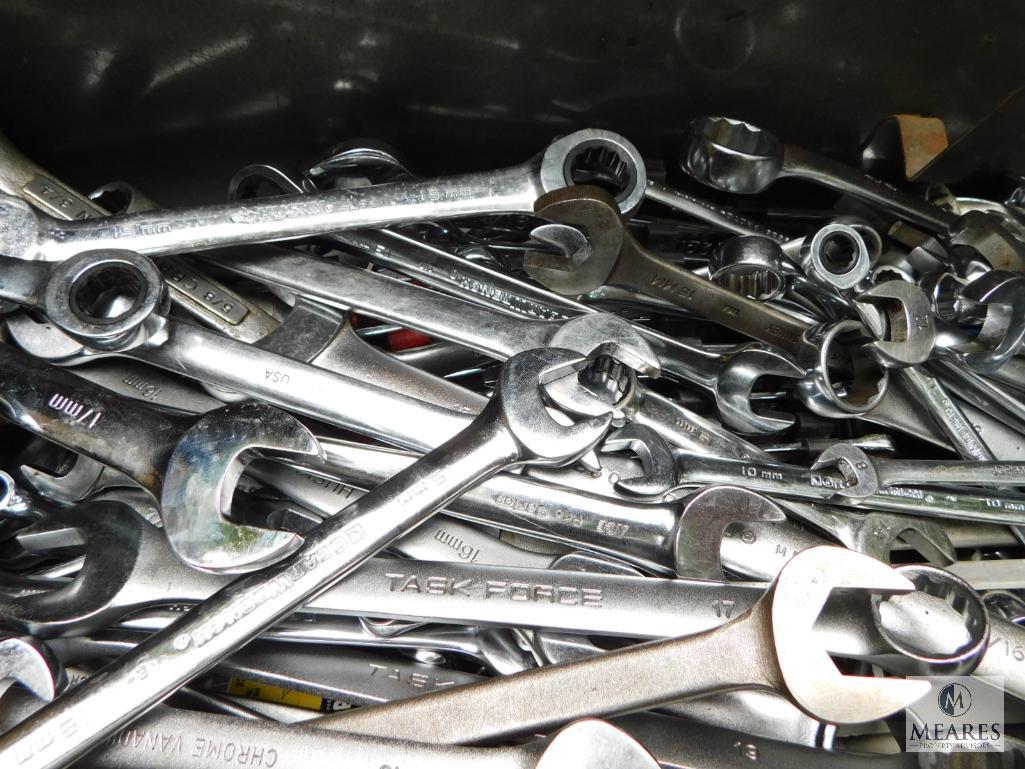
(601, 424), (676, 497)
(950, 270), (1025, 373)
(810, 444), (879, 500)
(0, 636), (67, 702)
(682, 117), (785, 194)
(715, 345), (805, 435)
(673, 485), (787, 580)
(772, 546), (930, 723)
(496, 348), (614, 467)
(526, 223), (593, 272)
(160, 402), (322, 574)
(842, 512), (956, 566)
(537, 720), (660, 769)
(1, 500), (143, 637)
(855, 281), (937, 368)
(538, 129), (648, 217)
(549, 313), (660, 379)
(524, 186), (625, 296)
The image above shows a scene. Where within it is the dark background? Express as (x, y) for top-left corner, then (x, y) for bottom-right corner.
(2, 0), (1025, 202)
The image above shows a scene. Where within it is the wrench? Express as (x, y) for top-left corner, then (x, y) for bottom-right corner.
(0, 129), (645, 264)
(682, 117), (1025, 273)
(0, 342), (322, 572)
(235, 161), (800, 435)
(308, 546), (927, 742)
(0, 691), (660, 769)
(0, 248), (653, 454)
(0, 131), (278, 342)
(0, 490), (776, 641)
(0, 347), (616, 769)
(211, 246), (793, 458)
(0, 636), (66, 702)
(261, 442), (784, 576)
(673, 454), (1025, 526)
(814, 443), (1025, 499)
(521, 186), (818, 360)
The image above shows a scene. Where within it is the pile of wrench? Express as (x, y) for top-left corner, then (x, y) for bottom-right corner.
(1, 113), (1025, 769)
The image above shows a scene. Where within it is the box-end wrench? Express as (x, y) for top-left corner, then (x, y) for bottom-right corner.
(0, 129), (645, 264)
(682, 117), (1025, 273)
(309, 547), (928, 742)
(0, 343), (322, 572)
(0, 348), (617, 769)
(0, 131), (277, 342)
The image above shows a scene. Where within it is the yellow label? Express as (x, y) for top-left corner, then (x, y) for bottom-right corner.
(226, 678), (348, 712)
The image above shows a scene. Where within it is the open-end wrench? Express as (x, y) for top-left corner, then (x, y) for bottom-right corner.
(0, 636), (66, 702)
(0, 346), (323, 574)
(0, 343), (321, 572)
(814, 443), (1025, 499)
(0, 248), (654, 457)
(0, 129), (645, 264)
(0, 131), (278, 342)
(307, 547), (928, 742)
(682, 117), (1025, 273)
(236, 162), (802, 435)
(0, 347), (617, 769)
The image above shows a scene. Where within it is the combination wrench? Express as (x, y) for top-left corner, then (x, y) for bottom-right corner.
(0, 129), (645, 263)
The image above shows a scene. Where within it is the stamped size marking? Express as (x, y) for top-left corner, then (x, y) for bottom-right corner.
(741, 465), (783, 482)
(433, 527), (480, 562)
(989, 635), (1025, 664)
(122, 374), (163, 401)
(22, 176), (96, 220)
(47, 393), (102, 428)
(159, 256), (250, 325)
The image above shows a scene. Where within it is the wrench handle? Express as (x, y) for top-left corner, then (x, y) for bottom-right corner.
(0, 343), (190, 495)
(315, 609), (775, 744)
(610, 243), (811, 358)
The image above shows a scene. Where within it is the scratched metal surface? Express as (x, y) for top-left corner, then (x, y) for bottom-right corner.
(0, 1), (1022, 202)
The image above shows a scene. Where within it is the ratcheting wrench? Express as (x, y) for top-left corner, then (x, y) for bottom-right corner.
(0, 131), (277, 342)
(0, 129), (644, 263)
(0, 347), (617, 769)
(0, 342), (321, 573)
